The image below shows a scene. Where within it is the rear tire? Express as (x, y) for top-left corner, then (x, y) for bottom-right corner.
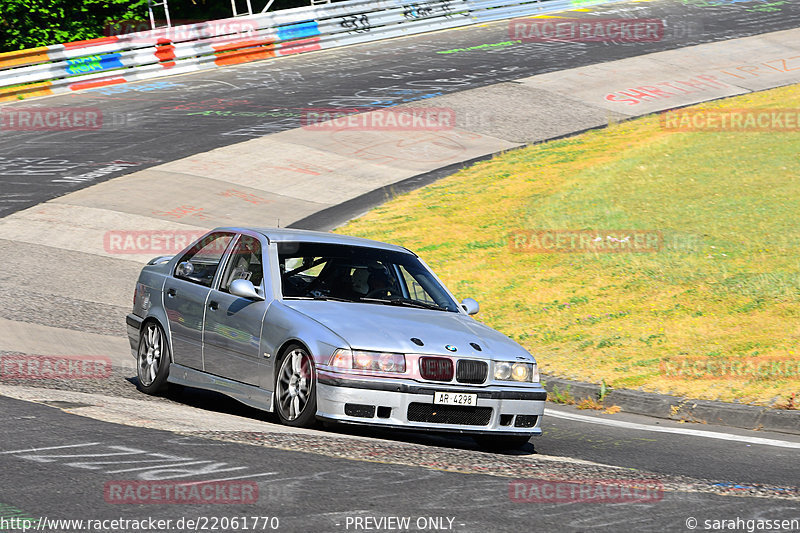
(136, 321), (170, 394)
(274, 344), (317, 428)
(474, 434), (533, 451)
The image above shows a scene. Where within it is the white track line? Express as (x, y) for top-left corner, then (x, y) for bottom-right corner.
(546, 410), (800, 449)
(0, 442), (101, 455)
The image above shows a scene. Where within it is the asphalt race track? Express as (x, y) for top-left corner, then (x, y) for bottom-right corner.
(1, 0), (799, 217)
(1, 0), (800, 531)
(1, 392), (800, 533)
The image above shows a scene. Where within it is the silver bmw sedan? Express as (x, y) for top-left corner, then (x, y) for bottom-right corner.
(126, 227), (546, 449)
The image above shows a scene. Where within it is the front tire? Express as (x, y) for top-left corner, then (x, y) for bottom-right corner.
(275, 344), (317, 428)
(136, 321), (170, 394)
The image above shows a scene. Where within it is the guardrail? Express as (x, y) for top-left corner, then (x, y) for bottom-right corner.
(0, 0), (611, 102)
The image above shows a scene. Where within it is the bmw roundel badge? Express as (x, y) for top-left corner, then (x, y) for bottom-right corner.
(445, 344), (457, 352)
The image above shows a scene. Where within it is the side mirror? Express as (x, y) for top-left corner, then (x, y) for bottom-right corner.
(230, 279), (264, 301)
(176, 261), (194, 277)
(460, 298), (479, 315)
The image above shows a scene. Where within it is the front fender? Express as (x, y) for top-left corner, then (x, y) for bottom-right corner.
(261, 302), (350, 388)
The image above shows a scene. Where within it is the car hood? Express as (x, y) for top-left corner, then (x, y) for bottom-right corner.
(281, 300), (532, 361)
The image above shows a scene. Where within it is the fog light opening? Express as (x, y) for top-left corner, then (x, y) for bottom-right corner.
(344, 403), (376, 418)
(514, 415), (538, 428)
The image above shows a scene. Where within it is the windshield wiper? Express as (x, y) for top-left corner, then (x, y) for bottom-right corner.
(359, 297), (445, 311)
(286, 295), (447, 310)
(284, 295), (354, 302)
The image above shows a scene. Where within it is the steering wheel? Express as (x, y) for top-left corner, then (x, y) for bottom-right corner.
(365, 287), (395, 299)
(299, 275), (324, 296)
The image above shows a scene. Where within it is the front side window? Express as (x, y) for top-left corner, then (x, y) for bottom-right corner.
(219, 235), (264, 293)
(278, 242), (458, 312)
(174, 232), (234, 287)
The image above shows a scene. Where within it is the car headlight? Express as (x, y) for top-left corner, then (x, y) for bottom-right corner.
(494, 361), (539, 383)
(330, 349), (406, 373)
(494, 362), (512, 380)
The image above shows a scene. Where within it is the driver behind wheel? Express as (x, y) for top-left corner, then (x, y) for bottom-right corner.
(324, 265), (360, 299)
(367, 269), (397, 298)
(352, 268), (370, 296)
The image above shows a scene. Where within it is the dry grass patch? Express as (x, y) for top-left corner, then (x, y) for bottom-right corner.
(338, 84), (800, 408)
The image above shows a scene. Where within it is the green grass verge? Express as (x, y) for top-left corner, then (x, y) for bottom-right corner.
(337, 84), (800, 408)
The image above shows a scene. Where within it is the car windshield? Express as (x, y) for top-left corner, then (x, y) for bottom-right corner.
(278, 241), (459, 312)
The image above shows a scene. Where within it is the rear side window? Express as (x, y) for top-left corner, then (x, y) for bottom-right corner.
(174, 232), (234, 287)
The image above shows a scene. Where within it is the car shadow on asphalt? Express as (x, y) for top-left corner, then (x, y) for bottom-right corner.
(125, 376), (537, 456)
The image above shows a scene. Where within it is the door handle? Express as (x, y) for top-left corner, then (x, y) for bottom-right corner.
(209, 301), (219, 311)
(167, 288), (176, 298)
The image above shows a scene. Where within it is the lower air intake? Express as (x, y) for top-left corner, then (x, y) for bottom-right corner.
(407, 403), (492, 426)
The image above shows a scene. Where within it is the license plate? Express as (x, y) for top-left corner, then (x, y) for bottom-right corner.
(434, 392), (477, 406)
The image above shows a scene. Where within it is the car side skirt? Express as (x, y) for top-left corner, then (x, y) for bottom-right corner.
(167, 363), (274, 412)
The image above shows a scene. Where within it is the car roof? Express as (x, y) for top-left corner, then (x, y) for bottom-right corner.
(215, 227), (413, 254)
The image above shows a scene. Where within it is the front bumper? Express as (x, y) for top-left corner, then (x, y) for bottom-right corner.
(316, 374), (546, 436)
